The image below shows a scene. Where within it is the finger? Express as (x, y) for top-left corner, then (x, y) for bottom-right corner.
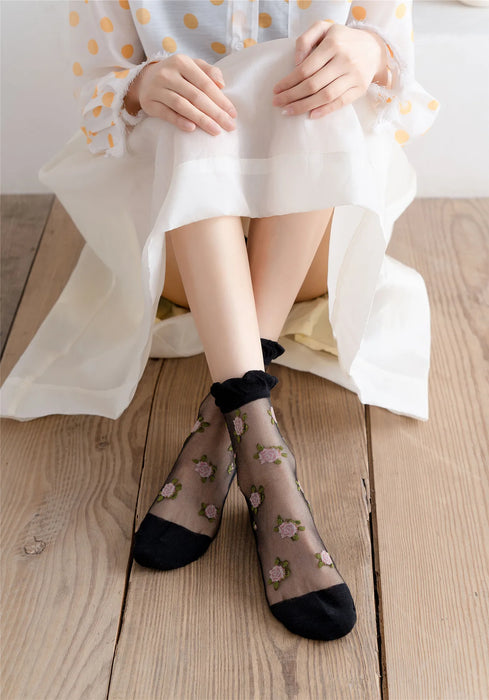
(156, 85), (233, 136)
(145, 99), (196, 132)
(180, 57), (237, 120)
(193, 58), (226, 89)
(294, 19), (335, 66)
(283, 74), (356, 117)
(309, 86), (360, 119)
(273, 56), (339, 110)
(273, 20), (334, 94)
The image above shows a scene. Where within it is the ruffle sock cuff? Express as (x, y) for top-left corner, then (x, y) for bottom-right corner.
(210, 369), (279, 414)
(260, 338), (285, 367)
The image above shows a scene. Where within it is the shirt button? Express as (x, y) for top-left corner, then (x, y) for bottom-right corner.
(231, 36), (244, 51)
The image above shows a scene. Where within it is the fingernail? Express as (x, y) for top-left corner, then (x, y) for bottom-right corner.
(282, 107), (292, 116)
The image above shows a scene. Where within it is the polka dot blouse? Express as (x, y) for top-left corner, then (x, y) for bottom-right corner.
(69, 0), (440, 158)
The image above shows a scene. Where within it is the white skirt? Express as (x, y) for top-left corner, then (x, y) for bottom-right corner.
(0, 37), (430, 422)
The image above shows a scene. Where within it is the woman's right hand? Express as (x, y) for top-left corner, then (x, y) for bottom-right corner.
(124, 54), (238, 136)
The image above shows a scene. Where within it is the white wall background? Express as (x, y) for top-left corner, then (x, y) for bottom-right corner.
(1, 0), (488, 196)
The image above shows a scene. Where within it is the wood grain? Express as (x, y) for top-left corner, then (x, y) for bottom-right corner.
(0, 194), (54, 358)
(369, 198), (489, 699)
(0, 198), (161, 699)
(108, 357), (380, 699)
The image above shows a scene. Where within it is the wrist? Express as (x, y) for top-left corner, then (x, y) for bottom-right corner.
(362, 29), (393, 89)
(123, 70), (144, 116)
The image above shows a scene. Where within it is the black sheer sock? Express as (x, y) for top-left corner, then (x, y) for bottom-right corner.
(133, 339), (285, 571)
(210, 369), (357, 641)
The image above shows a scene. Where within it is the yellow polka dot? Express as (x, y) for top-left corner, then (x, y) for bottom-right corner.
(69, 11), (79, 27)
(232, 10), (246, 25)
(162, 36), (177, 52)
(108, 133), (114, 148)
(73, 62), (83, 76)
(259, 12), (272, 28)
(92, 87), (98, 98)
(119, 0), (130, 8)
(386, 44), (393, 59)
(351, 6), (366, 20)
(114, 69), (130, 79)
(121, 44), (134, 59)
(111, 121), (115, 126)
(400, 100), (411, 115)
(184, 13), (198, 29)
(323, 18), (335, 23)
(136, 8), (151, 24)
(395, 129), (409, 145)
(297, 0), (312, 8)
(80, 126), (88, 136)
(395, 4), (407, 19)
(212, 41), (226, 55)
(428, 99), (439, 111)
(210, 0), (224, 5)
(86, 136), (92, 144)
(89, 130), (98, 136)
(243, 38), (257, 48)
(88, 39), (98, 55)
(93, 106), (102, 117)
(100, 17), (114, 32)
(102, 92), (115, 107)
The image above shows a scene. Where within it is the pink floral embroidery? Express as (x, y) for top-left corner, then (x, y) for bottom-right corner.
(156, 478), (182, 501)
(267, 557), (290, 590)
(205, 504), (217, 519)
(279, 522), (297, 538)
(232, 409), (248, 442)
(189, 415), (210, 434)
(192, 454), (217, 482)
(161, 483), (175, 498)
(269, 565), (285, 583)
(273, 515), (305, 540)
(250, 493), (261, 509)
(249, 485), (265, 514)
(315, 549), (334, 568)
(199, 502), (220, 521)
(194, 461), (212, 478)
(253, 444), (287, 465)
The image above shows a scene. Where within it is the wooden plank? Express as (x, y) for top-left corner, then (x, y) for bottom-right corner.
(109, 356), (380, 699)
(0, 198), (161, 699)
(369, 198), (489, 698)
(0, 194), (54, 358)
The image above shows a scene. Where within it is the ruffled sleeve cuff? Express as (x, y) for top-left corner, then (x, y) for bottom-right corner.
(81, 50), (172, 159)
(347, 19), (441, 144)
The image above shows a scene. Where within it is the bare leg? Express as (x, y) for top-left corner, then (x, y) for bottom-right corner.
(166, 216), (264, 382)
(161, 209), (334, 311)
(246, 208), (334, 341)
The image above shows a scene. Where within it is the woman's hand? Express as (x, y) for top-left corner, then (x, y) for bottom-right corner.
(272, 20), (387, 120)
(124, 54), (238, 136)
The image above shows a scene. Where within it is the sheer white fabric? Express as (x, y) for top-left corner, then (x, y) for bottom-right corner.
(0, 2), (440, 421)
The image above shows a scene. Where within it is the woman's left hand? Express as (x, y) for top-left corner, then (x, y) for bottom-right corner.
(272, 20), (386, 119)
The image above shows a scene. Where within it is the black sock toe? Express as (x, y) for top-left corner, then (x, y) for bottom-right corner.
(133, 513), (213, 571)
(269, 583), (357, 641)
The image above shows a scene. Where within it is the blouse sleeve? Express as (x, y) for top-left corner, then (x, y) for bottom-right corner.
(345, 1), (441, 145)
(69, 0), (171, 158)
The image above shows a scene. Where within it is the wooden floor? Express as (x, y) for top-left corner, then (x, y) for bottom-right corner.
(1, 195), (488, 700)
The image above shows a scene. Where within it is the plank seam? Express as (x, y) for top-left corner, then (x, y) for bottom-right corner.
(105, 358), (166, 700)
(365, 404), (388, 700)
(0, 194), (55, 363)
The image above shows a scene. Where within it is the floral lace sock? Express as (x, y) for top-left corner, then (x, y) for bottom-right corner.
(133, 339), (285, 571)
(210, 370), (357, 641)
